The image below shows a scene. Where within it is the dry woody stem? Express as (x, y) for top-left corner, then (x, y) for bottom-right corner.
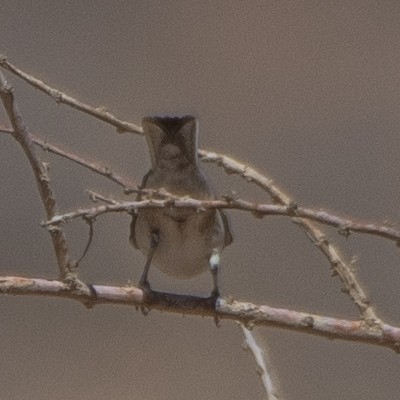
(0, 55), (142, 134)
(199, 150), (380, 324)
(0, 71), (73, 280)
(0, 276), (399, 352)
(1, 54), (397, 344)
(239, 323), (281, 400)
(42, 193), (400, 246)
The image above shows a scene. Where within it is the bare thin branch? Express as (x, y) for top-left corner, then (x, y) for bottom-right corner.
(0, 72), (72, 280)
(0, 276), (398, 352)
(1, 127), (165, 196)
(0, 126), (13, 134)
(4, 128), (396, 245)
(32, 134), (139, 192)
(0, 55), (143, 134)
(0, 56), (381, 322)
(2, 128), (400, 246)
(239, 323), (281, 400)
(199, 150), (291, 204)
(199, 150), (380, 324)
(42, 195), (400, 249)
(42, 199), (292, 226)
(87, 190), (120, 204)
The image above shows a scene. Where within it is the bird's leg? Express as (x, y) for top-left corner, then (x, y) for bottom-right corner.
(209, 249), (222, 327)
(139, 229), (160, 290)
(137, 230), (160, 316)
(209, 249), (221, 297)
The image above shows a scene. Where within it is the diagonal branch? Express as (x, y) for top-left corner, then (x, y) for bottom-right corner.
(199, 150), (292, 204)
(0, 72), (73, 280)
(0, 275), (398, 352)
(239, 323), (281, 399)
(32, 134), (139, 192)
(0, 56), (382, 323)
(0, 55), (142, 134)
(199, 151), (380, 324)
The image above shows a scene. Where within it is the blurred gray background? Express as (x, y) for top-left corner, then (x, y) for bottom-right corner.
(1, 1), (400, 399)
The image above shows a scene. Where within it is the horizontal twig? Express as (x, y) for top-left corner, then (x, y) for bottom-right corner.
(0, 275), (398, 352)
(41, 198), (291, 226)
(42, 196), (400, 245)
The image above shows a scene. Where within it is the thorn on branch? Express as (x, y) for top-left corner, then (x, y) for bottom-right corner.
(116, 126), (128, 134)
(123, 187), (138, 195)
(270, 194), (281, 204)
(350, 255), (358, 271)
(317, 235), (329, 246)
(393, 342), (400, 354)
(245, 320), (256, 331)
(39, 173), (50, 183)
(42, 160), (50, 173)
(49, 89), (62, 104)
(89, 191), (98, 202)
(2, 82), (13, 94)
(363, 298), (370, 306)
(338, 225), (351, 237)
(51, 90), (62, 103)
(383, 219), (396, 228)
(164, 197), (176, 207)
(331, 259), (340, 269)
(47, 224), (62, 234)
(86, 190), (117, 204)
(252, 209), (265, 219)
(156, 187), (172, 197)
(242, 167), (253, 182)
(255, 365), (264, 377)
(330, 268), (338, 277)
(286, 201), (298, 215)
(224, 294), (235, 304)
(104, 166), (112, 177)
(41, 140), (49, 151)
(241, 340), (249, 351)
(95, 106), (108, 113)
(301, 315), (315, 327)
(222, 191), (238, 204)
(224, 165), (238, 175)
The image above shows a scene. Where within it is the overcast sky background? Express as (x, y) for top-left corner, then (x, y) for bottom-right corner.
(1, 2), (400, 399)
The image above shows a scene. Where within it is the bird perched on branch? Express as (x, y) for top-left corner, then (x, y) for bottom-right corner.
(130, 116), (232, 297)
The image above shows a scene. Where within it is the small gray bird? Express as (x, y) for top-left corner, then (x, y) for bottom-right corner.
(130, 116), (232, 296)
